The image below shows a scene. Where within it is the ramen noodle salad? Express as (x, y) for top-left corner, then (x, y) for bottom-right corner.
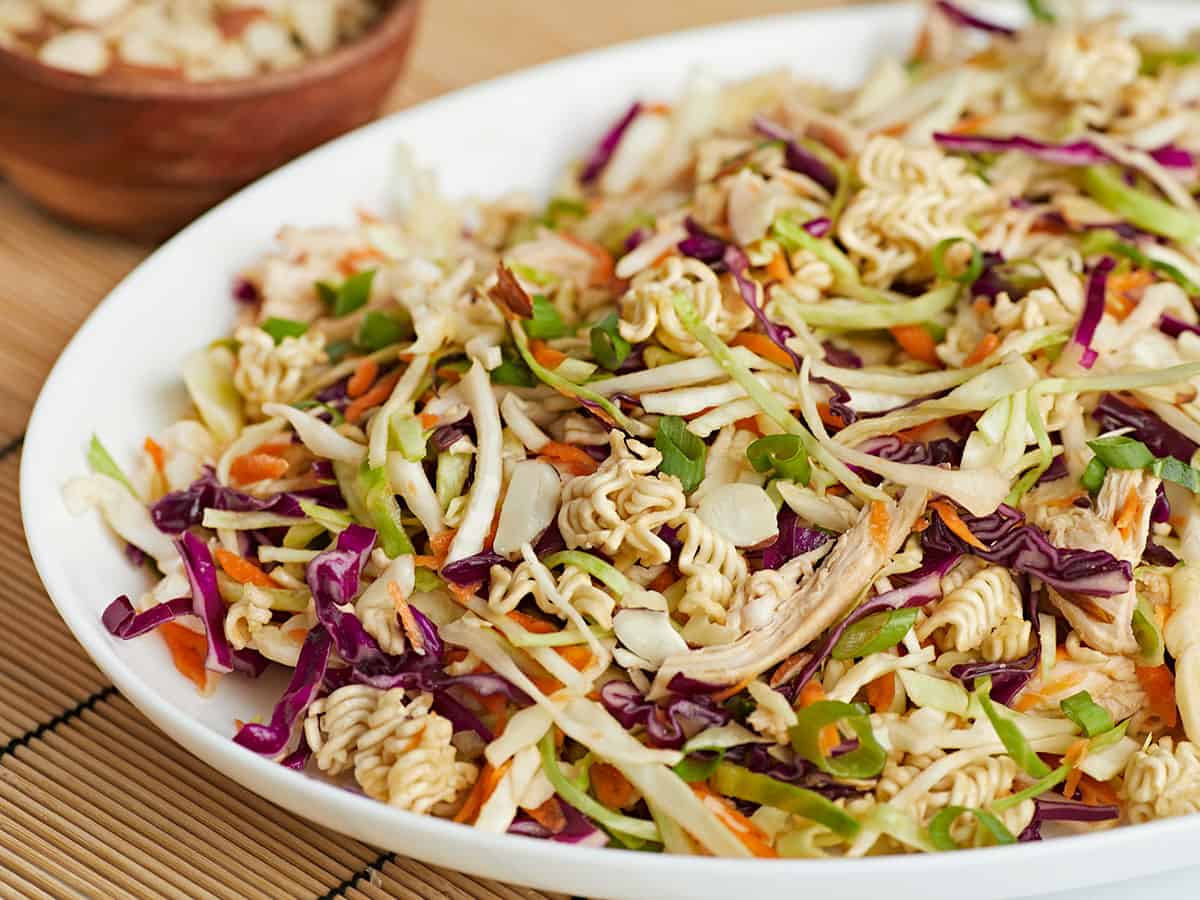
(64, 0), (1200, 856)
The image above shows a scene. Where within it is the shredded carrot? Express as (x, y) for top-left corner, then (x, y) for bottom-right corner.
(1045, 491), (1087, 509)
(797, 679), (826, 708)
(530, 673), (563, 695)
(912, 515), (930, 533)
(1115, 487), (1141, 542)
(930, 499), (989, 551)
(963, 332), (1001, 367)
(229, 452), (290, 485)
(711, 675), (755, 703)
(345, 369), (402, 424)
(1078, 774), (1119, 807)
(766, 252), (791, 281)
(525, 797), (567, 833)
(1062, 738), (1090, 800)
(896, 419), (945, 442)
(949, 113), (994, 135)
(691, 784), (779, 858)
(435, 366), (463, 384)
(1106, 269), (1154, 321)
(387, 580), (426, 654)
(973, 297), (992, 317)
(454, 760), (511, 824)
(865, 671), (896, 714)
(561, 233), (616, 286)
(734, 415), (763, 437)
(647, 568), (677, 594)
(869, 500), (891, 551)
(817, 402), (848, 430)
(446, 581), (481, 606)
(507, 609), (558, 634)
(731, 332), (795, 370)
(556, 645), (593, 671)
(878, 122), (908, 138)
(418, 412), (439, 430)
(143, 436), (166, 474)
(538, 441), (599, 476)
(1136, 665), (1178, 728)
(159, 622), (208, 693)
(411, 555), (440, 569)
(1013, 671), (1086, 713)
(591, 763), (639, 810)
(213, 547), (279, 588)
(337, 247), (385, 276)
(529, 338), (568, 369)
(769, 651), (811, 689)
(429, 530), (456, 566)
(347, 357), (379, 398)
(889, 325), (940, 367)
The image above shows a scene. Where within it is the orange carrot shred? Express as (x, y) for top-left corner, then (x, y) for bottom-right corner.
(963, 332), (1001, 367)
(159, 622), (208, 692)
(1078, 774), (1119, 807)
(447, 581), (481, 606)
(734, 415), (763, 436)
(529, 339), (568, 369)
(455, 760), (510, 824)
(869, 500), (891, 551)
(949, 114), (994, 135)
(387, 580), (426, 654)
(889, 325), (940, 367)
(538, 441), (599, 476)
(411, 555), (440, 569)
(556, 645), (593, 671)
(711, 675), (755, 703)
(731, 332), (795, 370)
(766, 252), (791, 281)
(143, 437), (166, 474)
(1136, 665), (1178, 727)
(817, 402), (848, 430)
(930, 500), (988, 551)
(591, 763), (639, 810)
(865, 671), (896, 713)
(691, 784), (779, 858)
(797, 680), (826, 709)
(347, 358), (379, 398)
(1062, 738), (1090, 800)
(561, 233), (616, 287)
(525, 797), (567, 833)
(345, 369), (402, 424)
(229, 452), (290, 485)
(647, 568), (676, 594)
(429, 530), (457, 566)
(1116, 487), (1141, 541)
(213, 547), (279, 588)
(507, 609), (558, 634)
(419, 412), (439, 429)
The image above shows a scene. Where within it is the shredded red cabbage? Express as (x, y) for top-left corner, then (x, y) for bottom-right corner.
(234, 628), (332, 756)
(950, 575), (1039, 705)
(723, 744), (864, 800)
(759, 509), (832, 570)
(509, 801), (608, 846)
(859, 435), (964, 467)
(935, 133), (1194, 170)
(1093, 393), (1200, 461)
(934, 0), (1015, 35)
(922, 502), (1133, 597)
(724, 244), (803, 369)
(1071, 256), (1115, 369)
(677, 217), (729, 265)
(1018, 795), (1120, 842)
(430, 415), (474, 451)
(1036, 455), (1069, 485)
(1144, 540), (1179, 567)
(822, 340), (862, 369)
(441, 551), (510, 586)
(233, 277), (259, 304)
(177, 531), (234, 673)
(307, 524), (384, 668)
(803, 217), (832, 238)
(598, 679), (728, 749)
(752, 117), (839, 193)
(580, 102), (643, 185)
(102, 594), (192, 638)
(150, 466), (341, 534)
(1160, 314), (1200, 339)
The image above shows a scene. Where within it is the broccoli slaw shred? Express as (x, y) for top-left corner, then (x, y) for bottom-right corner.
(70, 1), (1200, 857)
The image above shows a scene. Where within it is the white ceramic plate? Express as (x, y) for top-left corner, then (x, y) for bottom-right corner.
(22, 3), (1200, 898)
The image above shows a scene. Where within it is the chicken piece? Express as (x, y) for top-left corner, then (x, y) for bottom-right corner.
(650, 488), (927, 697)
(1026, 469), (1157, 655)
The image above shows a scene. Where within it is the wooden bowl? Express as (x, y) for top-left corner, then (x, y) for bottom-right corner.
(0, 0), (422, 240)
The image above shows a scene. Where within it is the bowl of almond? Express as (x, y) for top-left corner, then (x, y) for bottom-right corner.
(0, 0), (421, 239)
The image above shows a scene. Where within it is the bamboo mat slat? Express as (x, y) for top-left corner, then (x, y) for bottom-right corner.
(0, 2), (852, 896)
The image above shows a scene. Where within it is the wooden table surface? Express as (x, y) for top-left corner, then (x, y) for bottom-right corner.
(0, 2), (850, 897)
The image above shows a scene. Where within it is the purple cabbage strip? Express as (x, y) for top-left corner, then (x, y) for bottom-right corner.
(279, 728), (312, 771)
(1093, 393), (1200, 461)
(724, 744), (863, 800)
(1152, 483), (1171, 524)
(102, 595), (193, 639)
(1144, 540), (1180, 567)
(231, 648), (271, 678)
(678, 217), (729, 265)
(598, 680), (728, 749)
(509, 802), (608, 847)
(1160, 314), (1200, 339)
(935, 133), (1194, 170)
(1036, 455), (1069, 486)
(150, 466), (344, 534)
(780, 557), (959, 700)
(922, 502), (1133, 598)
(1072, 257), (1115, 369)
(234, 629), (332, 756)
(822, 340), (862, 369)
(950, 575), (1039, 705)
(859, 434), (964, 467)
(804, 217), (832, 238)
(752, 117), (839, 194)
(124, 542), (147, 567)
(724, 244), (802, 369)
(233, 277), (259, 304)
(441, 551), (510, 586)
(580, 102), (643, 185)
(177, 531), (234, 673)
(431, 415), (474, 451)
(1018, 795), (1120, 842)
(306, 524), (383, 668)
(933, 1), (1017, 36)
(759, 509), (832, 571)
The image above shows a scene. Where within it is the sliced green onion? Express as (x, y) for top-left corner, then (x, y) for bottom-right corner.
(545, 196), (588, 227)
(1081, 166), (1200, 244)
(790, 701), (887, 779)
(1140, 48), (1200, 76)
(1087, 435), (1155, 470)
(356, 311), (409, 351)
(932, 237), (984, 285)
(389, 413), (427, 462)
(712, 762), (861, 837)
(509, 262), (556, 287)
(525, 295), (569, 340)
(1059, 690), (1114, 738)
(490, 346), (535, 387)
(1025, 0), (1055, 21)
(261, 317), (309, 344)
(974, 677), (1051, 778)
(511, 321), (647, 435)
(990, 763), (1069, 813)
(928, 806), (1016, 851)
(537, 732), (659, 841)
(414, 566), (443, 593)
(317, 269), (376, 317)
(542, 550), (631, 595)
(746, 434), (811, 483)
(1080, 457), (1108, 494)
(1079, 231), (1200, 295)
(774, 283), (960, 330)
(283, 521), (325, 549)
(1132, 595), (1166, 667)
(590, 312), (632, 371)
(297, 498), (352, 535)
(359, 462), (414, 557)
(1151, 456), (1200, 494)
(87, 434), (136, 495)
(831, 608), (919, 660)
(655, 415), (706, 492)
(673, 751), (724, 783)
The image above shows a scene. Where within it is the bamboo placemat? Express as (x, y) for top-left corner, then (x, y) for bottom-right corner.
(0, 1), (851, 897)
